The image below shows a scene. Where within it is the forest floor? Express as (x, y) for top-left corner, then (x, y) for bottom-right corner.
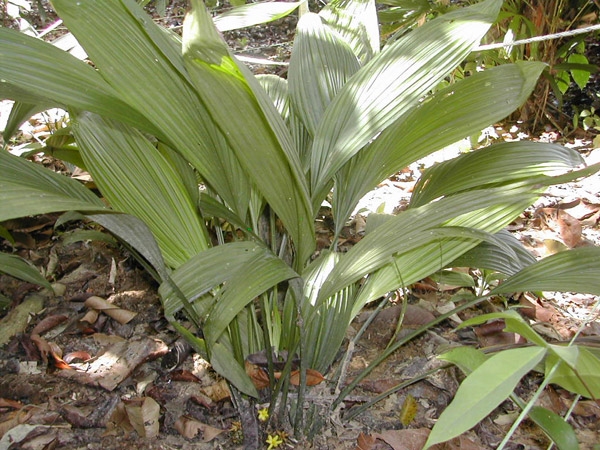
(1, 2), (600, 449)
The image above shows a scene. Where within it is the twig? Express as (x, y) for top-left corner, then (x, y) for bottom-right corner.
(476, 24), (600, 51)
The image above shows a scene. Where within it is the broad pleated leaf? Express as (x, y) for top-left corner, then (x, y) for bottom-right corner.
(73, 112), (210, 269)
(424, 346), (546, 448)
(210, 341), (258, 397)
(0, 252), (53, 291)
(411, 141), (584, 207)
(490, 247), (600, 296)
(2, 102), (52, 142)
(204, 251), (298, 347)
(50, 0), (252, 220)
(319, 0), (379, 63)
(183, 0), (315, 266)
(0, 150), (107, 221)
(159, 242), (279, 318)
(310, 0), (502, 199)
(450, 230), (536, 276)
(352, 188), (540, 309)
(317, 187), (536, 303)
(88, 213), (170, 283)
(333, 61), (546, 228)
(213, 2), (304, 32)
(288, 13), (361, 137)
(0, 27), (157, 135)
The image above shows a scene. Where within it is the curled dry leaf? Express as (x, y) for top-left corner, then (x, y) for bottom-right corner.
(355, 432), (376, 450)
(537, 208), (582, 248)
(288, 369), (325, 386)
(245, 361), (270, 390)
(84, 295), (137, 324)
(30, 314), (68, 336)
(201, 379), (230, 402)
(124, 397), (160, 438)
(174, 415), (225, 441)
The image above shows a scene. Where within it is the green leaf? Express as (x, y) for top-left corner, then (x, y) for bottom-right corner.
(458, 310), (547, 348)
(88, 213), (170, 283)
(210, 341), (258, 397)
(449, 230), (536, 276)
(333, 61), (546, 231)
(318, 187), (536, 303)
(411, 141), (583, 207)
(2, 101), (52, 142)
(528, 406), (579, 450)
(319, 0), (379, 63)
(424, 346), (546, 448)
(0, 150), (107, 222)
(73, 112), (210, 269)
(545, 346), (600, 398)
(204, 251), (298, 347)
(568, 53), (591, 90)
(213, 2), (304, 32)
(438, 346), (488, 375)
(50, 0), (252, 220)
(490, 247), (600, 297)
(310, 0), (502, 200)
(288, 13), (361, 137)
(0, 27), (158, 135)
(183, 0), (315, 266)
(0, 252), (53, 291)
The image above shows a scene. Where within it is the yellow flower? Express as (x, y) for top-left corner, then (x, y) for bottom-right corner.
(257, 407), (269, 422)
(266, 433), (283, 449)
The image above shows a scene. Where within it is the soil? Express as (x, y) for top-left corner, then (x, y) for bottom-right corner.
(1, 2), (600, 450)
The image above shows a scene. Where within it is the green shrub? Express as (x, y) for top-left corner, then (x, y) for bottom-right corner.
(2, 0), (600, 446)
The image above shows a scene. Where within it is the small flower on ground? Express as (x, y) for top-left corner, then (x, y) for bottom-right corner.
(266, 433), (284, 449)
(257, 407), (269, 422)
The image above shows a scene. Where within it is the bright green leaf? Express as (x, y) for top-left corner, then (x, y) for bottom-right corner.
(425, 346), (546, 448)
(0, 252), (53, 291)
(528, 406), (579, 450)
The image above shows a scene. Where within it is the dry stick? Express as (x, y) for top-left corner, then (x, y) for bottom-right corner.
(476, 24), (600, 51)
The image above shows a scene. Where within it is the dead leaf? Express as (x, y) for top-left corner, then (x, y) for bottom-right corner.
(63, 351), (92, 363)
(30, 314), (68, 336)
(373, 429), (429, 450)
(399, 394), (418, 426)
(245, 361), (270, 390)
(174, 415), (225, 441)
(57, 336), (168, 391)
(355, 432), (376, 450)
(288, 368), (325, 386)
(536, 208), (582, 248)
(84, 296), (137, 324)
(124, 397), (160, 438)
(201, 379), (230, 402)
(473, 320), (521, 347)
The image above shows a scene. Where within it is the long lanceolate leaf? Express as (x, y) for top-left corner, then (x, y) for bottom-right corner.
(49, 0), (252, 221)
(74, 113), (210, 269)
(288, 13), (361, 137)
(317, 187), (538, 304)
(309, 0), (502, 202)
(332, 61), (547, 232)
(0, 28), (158, 136)
(182, 0), (315, 267)
(491, 247), (600, 297)
(0, 150), (107, 222)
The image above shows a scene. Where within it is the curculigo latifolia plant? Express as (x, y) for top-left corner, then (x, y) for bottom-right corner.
(1, 0), (600, 446)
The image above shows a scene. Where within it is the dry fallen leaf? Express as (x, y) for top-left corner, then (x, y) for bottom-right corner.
(84, 295), (138, 324)
(245, 361), (270, 390)
(288, 368), (325, 386)
(174, 415), (225, 441)
(201, 379), (231, 402)
(355, 432), (376, 450)
(124, 397), (160, 438)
